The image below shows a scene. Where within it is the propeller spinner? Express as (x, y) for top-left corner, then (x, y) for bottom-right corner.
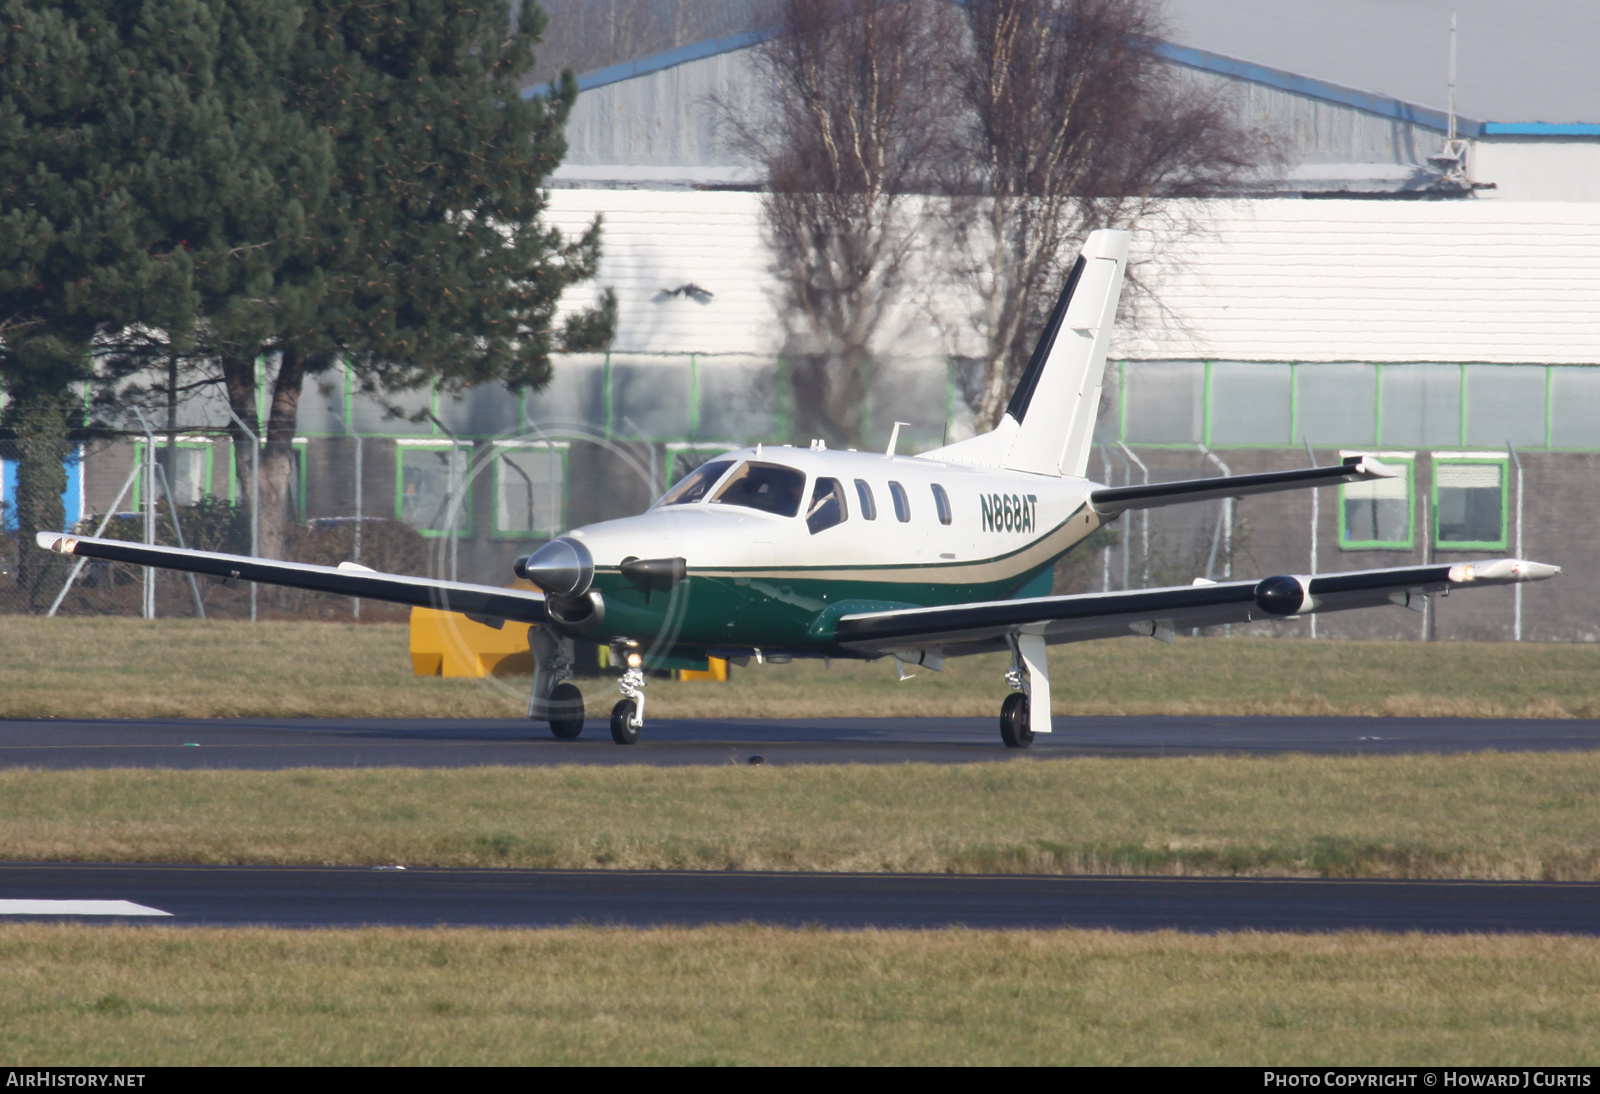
(514, 537), (594, 596)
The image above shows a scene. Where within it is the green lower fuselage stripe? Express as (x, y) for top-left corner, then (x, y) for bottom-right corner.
(589, 559), (1066, 653)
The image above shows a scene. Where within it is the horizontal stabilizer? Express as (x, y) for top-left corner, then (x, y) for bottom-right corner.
(1090, 456), (1396, 514)
(35, 532), (548, 624)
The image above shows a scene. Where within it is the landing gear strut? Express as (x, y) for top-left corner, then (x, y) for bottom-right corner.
(610, 645), (647, 745)
(999, 632), (1052, 749)
(528, 626), (584, 739)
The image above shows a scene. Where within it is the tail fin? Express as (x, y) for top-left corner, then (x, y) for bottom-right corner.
(1003, 229), (1129, 476)
(928, 229), (1129, 477)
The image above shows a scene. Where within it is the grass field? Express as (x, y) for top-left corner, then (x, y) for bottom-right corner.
(3, 753), (1597, 877)
(1, 925), (1596, 1065)
(3, 616), (1600, 720)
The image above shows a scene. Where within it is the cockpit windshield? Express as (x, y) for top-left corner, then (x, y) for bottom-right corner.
(709, 461), (806, 517)
(656, 460), (735, 507)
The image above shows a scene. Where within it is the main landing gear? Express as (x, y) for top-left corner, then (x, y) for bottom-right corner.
(999, 632), (1053, 749)
(528, 626), (585, 739)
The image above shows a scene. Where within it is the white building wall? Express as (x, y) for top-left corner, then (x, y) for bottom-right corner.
(1472, 138), (1600, 203)
(546, 190), (1600, 367)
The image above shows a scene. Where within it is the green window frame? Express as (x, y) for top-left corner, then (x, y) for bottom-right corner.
(1337, 453), (1415, 550)
(129, 439), (216, 510)
(1432, 456), (1509, 551)
(491, 441), (568, 538)
(395, 440), (472, 537)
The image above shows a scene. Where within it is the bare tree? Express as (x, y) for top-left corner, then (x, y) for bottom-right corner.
(738, 0), (959, 446)
(947, 0), (1269, 430)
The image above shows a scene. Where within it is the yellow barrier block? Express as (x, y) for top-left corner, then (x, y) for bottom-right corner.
(409, 606), (534, 678)
(678, 658), (729, 682)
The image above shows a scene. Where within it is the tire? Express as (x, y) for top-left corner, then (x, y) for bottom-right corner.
(547, 682), (585, 739)
(999, 692), (1033, 749)
(610, 699), (641, 745)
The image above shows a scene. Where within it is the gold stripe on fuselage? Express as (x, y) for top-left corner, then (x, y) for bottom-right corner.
(668, 504), (1107, 586)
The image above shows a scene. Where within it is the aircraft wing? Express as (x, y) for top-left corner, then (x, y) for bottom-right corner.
(35, 532), (549, 625)
(832, 559), (1560, 656)
(1090, 455), (1393, 513)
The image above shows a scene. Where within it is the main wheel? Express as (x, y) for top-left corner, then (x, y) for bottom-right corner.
(999, 692), (1033, 749)
(547, 682), (585, 739)
(610, 699), (641, 745)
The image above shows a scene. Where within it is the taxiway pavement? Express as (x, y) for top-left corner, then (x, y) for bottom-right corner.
(0, 864), (1595, 932)
(0, 714), (1597, 768)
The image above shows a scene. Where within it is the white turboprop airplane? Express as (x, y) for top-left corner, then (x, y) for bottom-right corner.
(37, 230), (1559, 746)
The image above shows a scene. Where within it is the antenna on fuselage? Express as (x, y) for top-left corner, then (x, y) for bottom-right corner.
(885, 421), (910, 457)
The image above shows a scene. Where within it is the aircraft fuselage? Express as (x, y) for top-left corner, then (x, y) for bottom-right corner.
(556, 445), (1111, 658)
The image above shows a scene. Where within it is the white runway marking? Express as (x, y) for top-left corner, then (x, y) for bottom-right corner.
(0, 899), (172, 916)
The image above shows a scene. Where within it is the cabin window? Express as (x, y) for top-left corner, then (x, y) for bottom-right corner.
(931, 483), (952, 525)
(710, 461), (806, 517)
(806, 477), (849, 534)
(658, 459), (734, 507)
(889, 480), (910, 522)
(854, 479), (877, 520)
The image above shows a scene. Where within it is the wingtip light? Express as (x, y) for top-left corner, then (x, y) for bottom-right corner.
(35, 532), (74, 554)
(1447, 559), (1561, 584)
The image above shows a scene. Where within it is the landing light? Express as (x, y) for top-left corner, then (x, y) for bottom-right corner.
(626, 652), (643, 669)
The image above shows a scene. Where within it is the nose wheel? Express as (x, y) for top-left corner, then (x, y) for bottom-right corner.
(999, 692), (1034, 749)
(610, 699), (641, 745)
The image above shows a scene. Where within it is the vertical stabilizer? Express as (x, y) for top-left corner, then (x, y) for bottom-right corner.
(1002, 229), (1129, 477)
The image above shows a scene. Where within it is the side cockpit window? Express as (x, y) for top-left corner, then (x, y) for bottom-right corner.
(854, 479), (877, 520)
(806, 477), (849, 534)
(709, 461), (807, 517)
(656, 460), (734, 507)
(889, 481), (910, 522)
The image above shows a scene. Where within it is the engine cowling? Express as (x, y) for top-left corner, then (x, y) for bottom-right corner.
(1254, 574), (1314, 616)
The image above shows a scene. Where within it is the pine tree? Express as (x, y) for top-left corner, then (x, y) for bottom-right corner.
(0, 0), (216, 606)
(212, 0), (614, 559)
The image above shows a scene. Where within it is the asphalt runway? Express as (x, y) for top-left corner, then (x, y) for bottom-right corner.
(0, 864), (1596, 932)
(1, 714), (1598, 768)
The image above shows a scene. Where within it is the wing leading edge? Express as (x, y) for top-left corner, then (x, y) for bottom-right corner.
(832, 559), (1560, 655)
(35, 532), (549, 624)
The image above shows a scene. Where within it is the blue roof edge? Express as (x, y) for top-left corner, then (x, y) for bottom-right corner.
(1482, 122), (1600, 136)
(522, 28), (775, 99)
(532, 31), (1599, 137)
(1151, 42), (1476, 137)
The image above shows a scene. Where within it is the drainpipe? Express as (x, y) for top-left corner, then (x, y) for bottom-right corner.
(1117, 442), (1150, 587)
(1508, 441), (1523, 641)
(342, 412), (364, 621)
(225, 407), (259, 623)
(426, 412), (463, 583)
(1303, 439), (1318, 639)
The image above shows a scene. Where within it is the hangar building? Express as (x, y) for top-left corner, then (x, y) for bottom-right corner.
(13, 0), (1599, 640)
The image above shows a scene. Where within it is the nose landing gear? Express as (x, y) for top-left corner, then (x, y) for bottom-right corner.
(611, 656), (647, 745)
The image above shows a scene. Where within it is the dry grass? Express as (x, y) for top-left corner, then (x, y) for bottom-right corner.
(3, 616), (1600, 720)
(0, 925), (1596, 1065)
(3, 753), (1598, 878)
